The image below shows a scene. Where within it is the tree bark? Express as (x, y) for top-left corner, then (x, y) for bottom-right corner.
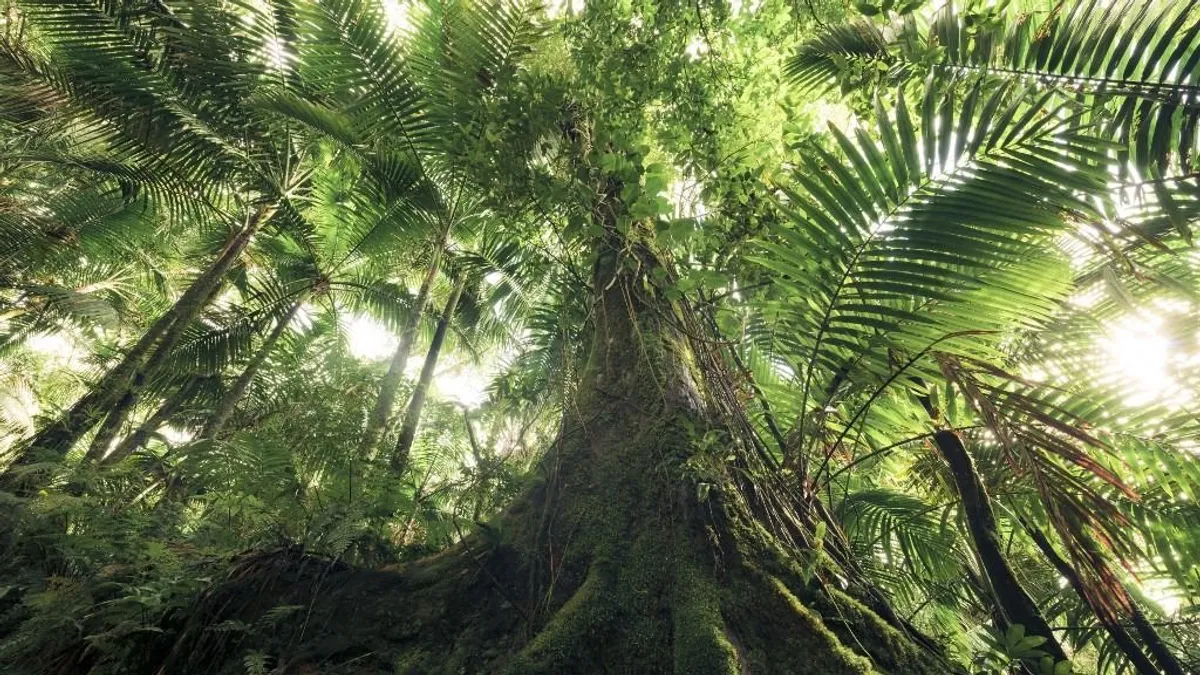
(464, 409), (483, 467)
(1128, 604), (1187, 675)
(200, 297), (303, 441)
(82, 388), (137, 464)
(1052, 526), (1187, 675)
(359, 242), (445, 456)
(933, 429), (1070, 664)
(13, 293), (187, 471)
(1024, 523), (1162, 675)
(392, 276), (465, 474)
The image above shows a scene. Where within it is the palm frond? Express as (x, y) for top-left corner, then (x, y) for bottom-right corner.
(753, 78), (1105, 448)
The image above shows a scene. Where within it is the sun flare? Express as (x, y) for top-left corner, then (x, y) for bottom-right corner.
(346, 314), (399, 361)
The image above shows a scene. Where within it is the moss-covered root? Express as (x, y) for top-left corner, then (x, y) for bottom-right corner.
(672, 562), (742, 675)
(723, 572), (879, 675)
(810, 587), (951, 675)
(501, 564), (617, 675)
(499, 558), (936, 675)
(142, 525), (957, 675)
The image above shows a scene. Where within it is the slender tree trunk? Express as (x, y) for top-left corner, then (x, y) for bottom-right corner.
(910, 380), (1069, 666)
(359, 243), (445, 456)
(99, 382), (197, 466)
(83, 389), (137, 463)
(1024, 523), (1162, 675)
(392, 276), (465, 474)
(2, 207), (272, 485)
(200, 297), (303, 441)
(78, 211), (270, 464)
(1053, 526), (1187, 675)
(463, 409), (490, 521)
(1128, 604), (1187, 675)
(15, 297), (187, 467)
(463, 409), (483, 467)
(933, 429), (1069, 664)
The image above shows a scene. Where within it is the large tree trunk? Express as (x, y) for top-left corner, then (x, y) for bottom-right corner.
(151, 234), (955, 675)
(391, 276), (465, 474)
(3, 207), (271, 484)
(200, 297), (303, 441)
(933, 429), (1069, 664)
(359, 243), (445, 456)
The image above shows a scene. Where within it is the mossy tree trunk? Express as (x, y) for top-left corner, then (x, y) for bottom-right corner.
(154, 224), (957, 675)
(913, 384), (1068, 665)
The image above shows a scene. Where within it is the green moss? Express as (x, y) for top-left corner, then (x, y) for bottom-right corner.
(672, 563), (741, 675)
(717, 570), (882, 675)
(811, 587), (949, 675)
(393, 649), (435, 675)
(764, 576), (878, 675)
(502, 565), (616, 674)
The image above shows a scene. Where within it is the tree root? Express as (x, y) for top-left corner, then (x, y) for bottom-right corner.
(502, 563), (616, 674)
(671, 561), (742, 675)
(134, 533), (958, 675)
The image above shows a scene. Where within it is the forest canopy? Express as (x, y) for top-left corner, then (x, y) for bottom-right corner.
(1, 0), (1199, 673)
